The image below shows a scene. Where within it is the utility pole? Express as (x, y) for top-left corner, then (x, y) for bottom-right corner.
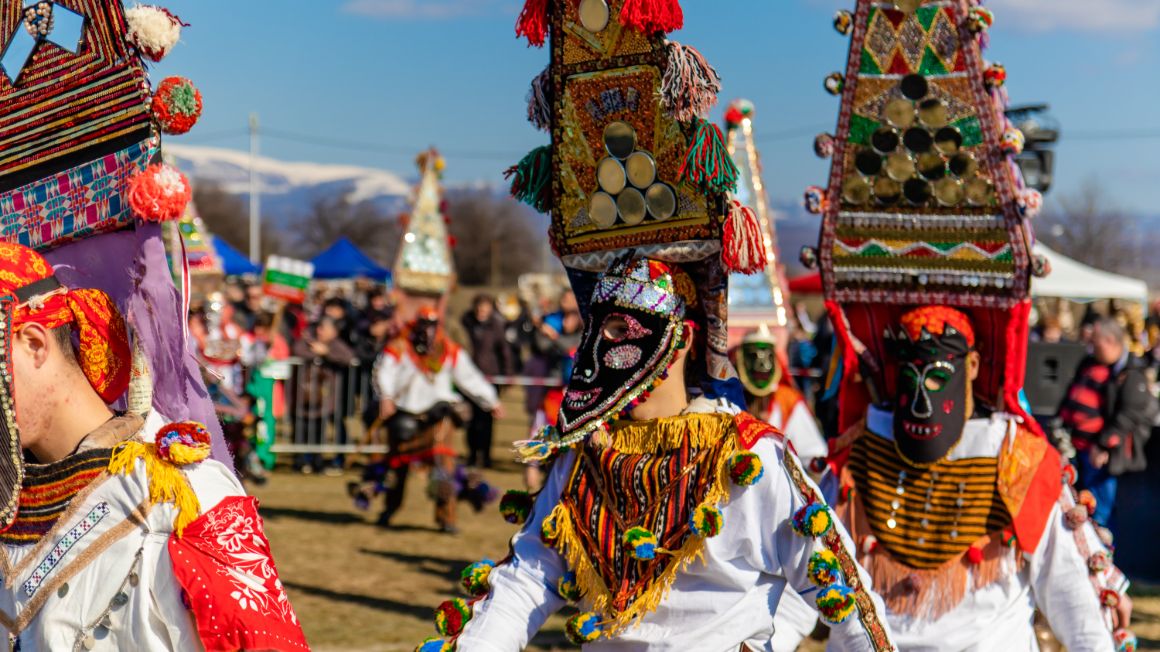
(248, 112), (261, 263)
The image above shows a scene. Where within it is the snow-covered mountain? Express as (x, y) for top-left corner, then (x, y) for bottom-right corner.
(165, 144), (413, 221)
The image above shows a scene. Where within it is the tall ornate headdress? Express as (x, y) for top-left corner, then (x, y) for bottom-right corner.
(395, 148), (456, 297)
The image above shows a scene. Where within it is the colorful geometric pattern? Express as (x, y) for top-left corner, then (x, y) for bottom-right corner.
(549, 0), (718, 269)
(818, 0), (1031, 308)
(0, 447), (110, 546)
(22, 501), (110, 596)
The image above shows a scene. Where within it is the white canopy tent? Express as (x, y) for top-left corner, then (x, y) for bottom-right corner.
(1031, 243), (1148, 305)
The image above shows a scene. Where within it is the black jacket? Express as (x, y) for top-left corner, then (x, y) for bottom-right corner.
(1099, 355), (1157, 475)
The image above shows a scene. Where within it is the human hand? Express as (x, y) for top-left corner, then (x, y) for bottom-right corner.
(309, 341), (329, 356)
(1089, 447), (1110, 469)
(491, 404), (506, 420)
(1113, 592), (1133, 630)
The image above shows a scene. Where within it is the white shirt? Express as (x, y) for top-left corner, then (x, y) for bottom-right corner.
(768, 399), (828, 462)
(373, 346), (499, 414)
(853, 407), (1115, 652)
(458, 434), (893, 651)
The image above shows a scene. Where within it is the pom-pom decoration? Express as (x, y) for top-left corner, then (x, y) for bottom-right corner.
(966, 544), (984, 565)
(415, 637), (451, 652)
(1089, 551), (1113, 575)
(1064, 505), (1088, 529)
(722, 200), (767, 275)
(1078, 490), (1098, 516)
(793, 503), (833, 538)
(505, 146), (552, 214)
(151, 76), (203, 135)
(678, 118), (739, 194)
(618, 0), (684, 35)
(541, 512), (560, 546)
(860, 535), (878, 555)
(984, 63), (1007, 89)
(966, 6), (994, 33)
(1000, 128), (1025, 156)
(1100, 589), (1121, 609)
(565, 612), (605, 644)
(800, 246), (819, 270)
(661, 42), (721, 123)
(623, 526), (661, 560)
(728, 451), (765, 487)
(557, 571), (582, 602)
(1115, 629), (1138, 652)
(816, 583), (857, 624)
(124, 5), (185, 62)
(1097, 526), (1115, 548)
(689, 504), (723, 538)
(1063, 464), (1078, 486)
(434, 598), (472, 637)
(460, 560), (495, 596)
(1017, 188), (1043, 219)
(155, 422), (212, 466)
(814, 133), (835, 159)
(807, 550), (843, 587)
(724, 99), (754, 131)
(499, 490), (534, 525)
(804, 186), (828, 215)
(127, 163), (191, 223)
(824, 72), (844, 96)
(833, 10), (853, 35)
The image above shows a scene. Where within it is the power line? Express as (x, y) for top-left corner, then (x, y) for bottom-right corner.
(261, 127), (524, 161)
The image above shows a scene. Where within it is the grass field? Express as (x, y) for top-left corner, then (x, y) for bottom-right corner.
(251, 394), (1160, 651)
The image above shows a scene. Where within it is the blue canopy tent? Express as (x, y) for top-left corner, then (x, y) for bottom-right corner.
(211, 237), (262, 276)
(310, 237), (392, 282)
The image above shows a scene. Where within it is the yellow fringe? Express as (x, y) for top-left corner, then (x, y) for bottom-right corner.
(551, 422), (741, 635)
(167, 442), (211, 466)
(109, 441), (202, 537)
(608, 413), (732, 454)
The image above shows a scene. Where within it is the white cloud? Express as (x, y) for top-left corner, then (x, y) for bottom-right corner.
(987, 0), (1160, 32)
(340, 0), (503, 20)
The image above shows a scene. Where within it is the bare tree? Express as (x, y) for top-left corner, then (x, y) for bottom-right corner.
(445, 189), (550, 285)
(192, 181), (283, 257)
(290, 195), (400, 265)
(1037, 179), (1145, 275)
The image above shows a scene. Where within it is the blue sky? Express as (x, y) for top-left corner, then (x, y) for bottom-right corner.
(159, 0), (1160, 214)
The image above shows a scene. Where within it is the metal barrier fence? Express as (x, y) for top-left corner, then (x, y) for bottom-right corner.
(265, 358), (827, 456)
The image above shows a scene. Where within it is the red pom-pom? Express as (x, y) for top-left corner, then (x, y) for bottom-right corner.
(127, 163), (191, 222)
(151, 76), (203, 135)
(966, 545), (984, 565)
(619, 0), (684, 34)
(724, 106), (745, 129)
(1078, 490), (1098, 516)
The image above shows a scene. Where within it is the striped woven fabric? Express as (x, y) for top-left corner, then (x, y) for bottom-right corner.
(561, 433), (726, 615)
(849, 431), (1010, 569)
(0, 447), (111, 546)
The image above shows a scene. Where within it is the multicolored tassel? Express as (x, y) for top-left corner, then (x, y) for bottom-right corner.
(661, 41), (721, 123)
(505, 145), (552, 213)
(618, 0), (683, 35)
(460, 560), (495, 596)
(515, 0), (549, 47)
(792, 503), (834, 538)
(565, 612), (605, 644)
(678, 118), (738, 194)
(807, 550), (843, 587)
(816, 583), (857, 624)
(1089, 551), (1113, 574)
(434, 598), (472, 637)
(727, 451), (764, 487)
(415, 637), (451, 652)
(527, 65), (552, 131)
(623, 526), (661, 560)
(557, 571), (582, 602)
(689, 504), (723, 538)
(499, 490), (534, 525)
(721, 200), (766, 275)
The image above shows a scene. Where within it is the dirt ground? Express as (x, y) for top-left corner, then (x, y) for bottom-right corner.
(252, 393), (1160, 651)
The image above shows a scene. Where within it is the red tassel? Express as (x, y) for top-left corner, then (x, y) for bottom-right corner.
(619, 0), (683, 34)
(722, 200), (767, 275)
(516, 0), (549, 47)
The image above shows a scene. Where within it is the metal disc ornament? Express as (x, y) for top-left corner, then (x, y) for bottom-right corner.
(597, 157), (626, 194)
(842, 177), (872, 205)
(885, 152), (916, 182)
(589, 191), (618, 227)
(617, 188), (647, 225)
(578, 0), (610, 33)
(885, 98), (916, 128)
(933, 177), (965, 206)
(645, 183), (677, 220)
(625, 151), (657, 189)
(603, 121), (636, 160)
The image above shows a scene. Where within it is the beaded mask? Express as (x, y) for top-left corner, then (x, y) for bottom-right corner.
(886, 306), (976, 465)
(557, 253), (691, 439)
(736, 324), (781, 399)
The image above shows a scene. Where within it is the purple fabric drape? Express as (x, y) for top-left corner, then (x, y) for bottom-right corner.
(44, 224), (231, 463)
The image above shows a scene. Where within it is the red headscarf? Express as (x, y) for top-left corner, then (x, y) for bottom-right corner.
(0, 243), (130, 403)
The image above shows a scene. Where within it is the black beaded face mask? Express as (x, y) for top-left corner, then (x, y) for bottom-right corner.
(887, 312), (974, 465)
(555, 255), (688, 439)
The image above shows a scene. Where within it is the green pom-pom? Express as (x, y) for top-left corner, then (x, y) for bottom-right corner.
(541, 512), (560, 546)
(499, 490), (533, 525)
(622, 526), (660, 561)
(505, 145), (552, 213)
(415, 637), (452, 652)
(557, 571), (582, 602)
(793, 503), (833, 538)
(565, 612), (605, 644)
(728, 451), (765, 487)
(689, 504), (723, 538)
(434, 598), (472, 637)
(460, 560), (495, 596)
(807, 549), (843, 587)
(816, 583), (857, 624)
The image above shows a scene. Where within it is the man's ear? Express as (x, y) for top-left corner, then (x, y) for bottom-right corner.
(14, 323), (51, 369)
(966, 350), (981, 382)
